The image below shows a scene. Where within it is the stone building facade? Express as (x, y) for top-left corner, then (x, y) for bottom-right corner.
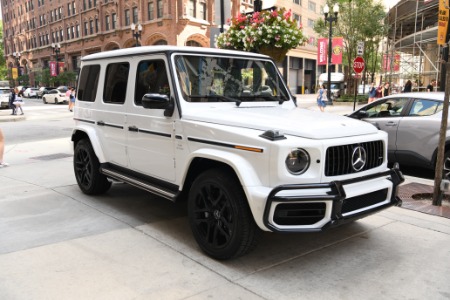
(2, 0), (324, 92)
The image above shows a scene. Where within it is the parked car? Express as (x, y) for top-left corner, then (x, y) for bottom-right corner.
(42, 89), (67, 104)
(57, 85), (69, 93)
(71, 46), (404, 260)
(0, 88), (11, 109)
(16, 86), (29, 93)
(347, 92), (448, 176)
(23, 87), (39, 98)
(37, 86), (56, 98)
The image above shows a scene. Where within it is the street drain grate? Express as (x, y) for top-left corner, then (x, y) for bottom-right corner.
(30, 153), (73, 161)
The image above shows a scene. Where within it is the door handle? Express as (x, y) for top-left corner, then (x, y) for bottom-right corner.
(385, 122), (397, 126)
(128, 125), (139, 132)
(97, 121), (105, 126)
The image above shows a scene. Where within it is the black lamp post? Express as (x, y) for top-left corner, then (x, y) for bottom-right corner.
(323, 3), (339, 105)
(52, 43), (61, 75)
(131, 23), (143, 47)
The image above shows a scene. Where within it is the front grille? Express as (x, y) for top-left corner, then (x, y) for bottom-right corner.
(342, 188), (389, 214)
(274, 203), (326, 225)
(325, 141), (384, 176)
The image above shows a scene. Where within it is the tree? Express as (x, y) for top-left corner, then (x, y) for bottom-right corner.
(0, 23), (9, 80)
(314, 0), (387, 94)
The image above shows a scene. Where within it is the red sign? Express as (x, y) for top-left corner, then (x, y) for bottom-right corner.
(353, 56), (365, 74)
(317, 38), (328, 66)
(331, 37), (343, 64)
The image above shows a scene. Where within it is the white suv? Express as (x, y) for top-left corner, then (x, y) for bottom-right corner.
(72, 46), (404, 260)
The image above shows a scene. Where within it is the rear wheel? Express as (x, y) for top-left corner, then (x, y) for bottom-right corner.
(43, 98), (47, 104)
(54, 98), (58, 104)
(188, 169), (260, 260)
(443, 150), (450, 180)
(73, 139), (111, 195)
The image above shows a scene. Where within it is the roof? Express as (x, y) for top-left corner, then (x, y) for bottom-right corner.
(384, 92), (444, 101)
(81, 46), (270, 62)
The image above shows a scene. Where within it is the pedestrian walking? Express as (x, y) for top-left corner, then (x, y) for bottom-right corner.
(316, 84), (326, 112)
(8, 88), (16, 115)
(0, 128), (8, 168)
(66, 88), (74, 111)
(68, 87), (76, 112)
(426, 80), (435, 92)
(368, 83), (377, 103)
(13, 88), (24, 115)
(403, 80), (412, 93)
(382, 82), (390, 97)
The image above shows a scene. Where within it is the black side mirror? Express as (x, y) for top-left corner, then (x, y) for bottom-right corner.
(141, 93), (174, 117)
(355, 110), (368, 119)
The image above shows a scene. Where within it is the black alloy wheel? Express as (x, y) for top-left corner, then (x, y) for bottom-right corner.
(188, 169), (260, 260)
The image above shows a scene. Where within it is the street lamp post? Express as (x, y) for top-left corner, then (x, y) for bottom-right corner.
(131, 23), (143, 47)
(52, 43), (61, 75)
(323, 3), (339, 105)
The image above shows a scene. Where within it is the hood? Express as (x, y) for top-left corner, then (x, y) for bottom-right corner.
(183, 105), (378, 139)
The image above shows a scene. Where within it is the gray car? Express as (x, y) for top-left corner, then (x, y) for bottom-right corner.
(348, 92), (448, 176)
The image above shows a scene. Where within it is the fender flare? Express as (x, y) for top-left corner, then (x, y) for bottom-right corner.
(71, 126), (106, 163)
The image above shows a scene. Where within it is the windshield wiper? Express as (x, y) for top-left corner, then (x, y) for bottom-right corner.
(189, 95), (242, 106)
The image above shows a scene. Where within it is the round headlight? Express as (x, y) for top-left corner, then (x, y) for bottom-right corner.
(285, 148), (310, 175)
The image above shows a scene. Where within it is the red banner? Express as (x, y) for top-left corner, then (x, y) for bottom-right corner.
(317, 38), (328, 65)
(50, 61), (57, 76)
(331, 37), (343, 64)
(382, 54), (401, 71)
(58, 62), (65, 74)
(393, 54), (400, 71)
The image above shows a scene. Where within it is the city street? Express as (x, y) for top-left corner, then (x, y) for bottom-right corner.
(0, 97), (449, 299)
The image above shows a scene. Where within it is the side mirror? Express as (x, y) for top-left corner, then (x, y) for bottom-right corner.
(141, 93), (174, 117)
(355, 110), (368, 119)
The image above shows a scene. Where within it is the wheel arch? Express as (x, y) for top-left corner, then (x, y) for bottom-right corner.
(71, 128), (106, 163)
(431, 139), (450, 168)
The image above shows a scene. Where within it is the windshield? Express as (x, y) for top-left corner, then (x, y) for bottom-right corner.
(174, 55), (290, 103)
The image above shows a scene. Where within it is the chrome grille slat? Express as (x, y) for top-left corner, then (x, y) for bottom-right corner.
(325, 141), (384, 176)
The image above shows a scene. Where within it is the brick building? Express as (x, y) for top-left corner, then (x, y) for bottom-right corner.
(1, 0), (324, 92)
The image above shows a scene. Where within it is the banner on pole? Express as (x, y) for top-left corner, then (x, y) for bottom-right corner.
(437, 0), (449, 45)
(317, 38), (328, 65)
(12, 67), (18, 79)
(332, 37), (343, 65)
(50, 61), (57, 76)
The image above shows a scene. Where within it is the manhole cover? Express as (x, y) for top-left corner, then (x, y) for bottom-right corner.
(30, 153), (73, 161)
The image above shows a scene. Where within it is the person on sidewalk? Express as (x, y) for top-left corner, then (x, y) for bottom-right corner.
(67, 87), (74, 111)
(13, 88), (25, 115)
(316, 84), (326, 112)
(403, 80), (412, 93)
(8, 88), (16, 115)
(368, 83), (377, 103)
(0, 128), (8, 168)
(381, 82), (389, 97)
(68, 87), (76, 112)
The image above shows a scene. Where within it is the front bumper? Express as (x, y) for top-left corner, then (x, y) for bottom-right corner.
(263, 164), (404, 232)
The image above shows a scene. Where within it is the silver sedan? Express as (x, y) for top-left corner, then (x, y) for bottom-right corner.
(348, 92), (448, 177)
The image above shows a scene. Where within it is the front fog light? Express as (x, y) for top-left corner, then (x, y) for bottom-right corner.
(285, 148), (310, 175)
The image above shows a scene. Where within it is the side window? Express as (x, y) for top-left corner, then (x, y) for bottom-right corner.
(365, 98), (408, 118)
(77, 64), (100, 102)
(408, 99), (441, 116)
(135, 59), (169, 105)
(103, 62), (130, 104)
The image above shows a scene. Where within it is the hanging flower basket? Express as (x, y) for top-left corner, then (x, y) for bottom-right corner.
(259, 47), (288, 63)
(216, 8), (308, 57)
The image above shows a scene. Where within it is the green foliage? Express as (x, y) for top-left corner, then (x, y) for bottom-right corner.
(314, 0), (387, 93)
(0, 22), (8, 80)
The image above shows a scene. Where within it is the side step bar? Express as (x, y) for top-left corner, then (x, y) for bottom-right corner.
(100, 167), (178, 201)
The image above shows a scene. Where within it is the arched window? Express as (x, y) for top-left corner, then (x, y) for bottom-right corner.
(186, 40), (202, 47)
(153, 39), (167, 45)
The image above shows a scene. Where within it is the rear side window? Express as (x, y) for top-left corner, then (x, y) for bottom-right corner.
(408, 99), (442, 116)
(77, 65), (100, 102)
(103, 62), (130, 104)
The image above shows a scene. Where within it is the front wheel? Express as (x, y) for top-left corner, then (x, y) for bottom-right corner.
(443, 150), (450, 180)
(43, 98), (47, 104)
(188, 169), (260, 260)
(73, 139), (111, 195)
(54, 98), (58, 104)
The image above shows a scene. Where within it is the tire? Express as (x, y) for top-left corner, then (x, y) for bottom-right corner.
(73, 139), (111, 195)
(54, 98), (58, 104)
(188, 169), (260, 260)
(43, 98), (47, 104)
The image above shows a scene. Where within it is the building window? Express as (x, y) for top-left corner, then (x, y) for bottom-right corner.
(112, 13), (117, 29)
(105, 15), (110, 30)
(199, 2), (206, 20)
(76, 24), (80, 38)
(84, 22), (88, 35)
(72, 1), (76, 14)
(60, 29), (64, 41)
(293, 0), (301, 5)
(125, 9), (130, 26)
(148, 2), (154, 21)
(188, 0), (195, 17)
(95, 18), (99, 32)
(307, 18), (314, 28)
(308, 1), (316, 12)
(88, 0), (92, 9)
(67, 3), (72, 16)
(186, 40), (201, 47)
(90, 20), (94, 34)
(67, 27), (71, 40)
(157, 0), (163, 18)
(132, 7), (138, 23)
(293, 13), (301, 25)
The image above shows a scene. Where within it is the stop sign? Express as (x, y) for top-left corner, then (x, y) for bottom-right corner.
(353, 56), (365, 73)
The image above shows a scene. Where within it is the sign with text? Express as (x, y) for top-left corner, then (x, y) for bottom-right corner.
(317, 38), (328, 65)
(438, 0), (449, 45)
(353, 56), (365, 74)
(50, 61), (57, 76)
(357, 41), (364, 56)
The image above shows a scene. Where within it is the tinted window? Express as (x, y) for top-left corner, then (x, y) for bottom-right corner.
(408, 99), (442, 116)
(103, 62), (129, 104)
(77, 65), (100, 102)
(364, 98), (409, 118)
(135, 59), (169, 105)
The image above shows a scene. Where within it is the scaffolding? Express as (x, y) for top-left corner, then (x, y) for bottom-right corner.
(385, 0), (440, 92)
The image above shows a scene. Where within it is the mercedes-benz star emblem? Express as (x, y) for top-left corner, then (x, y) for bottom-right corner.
(351, 146), (367, 171)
